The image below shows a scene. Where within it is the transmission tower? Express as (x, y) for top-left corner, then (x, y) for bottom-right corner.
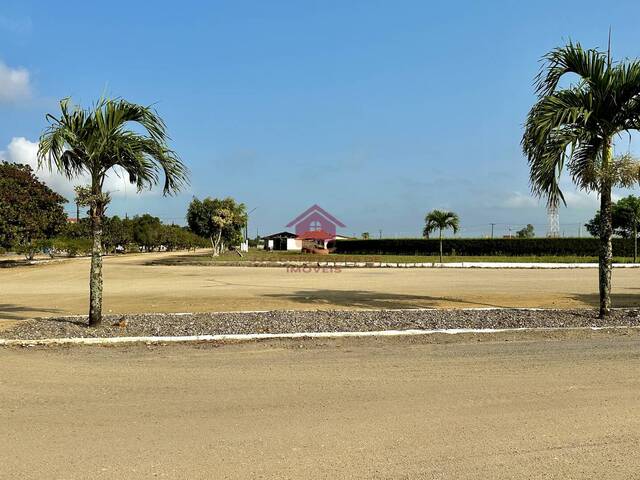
(547, 204), (560, 238)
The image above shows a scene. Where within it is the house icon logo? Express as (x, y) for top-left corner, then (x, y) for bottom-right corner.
(286, 204), (346, 241)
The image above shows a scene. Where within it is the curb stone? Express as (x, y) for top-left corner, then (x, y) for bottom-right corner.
(2, 325), (638, 347)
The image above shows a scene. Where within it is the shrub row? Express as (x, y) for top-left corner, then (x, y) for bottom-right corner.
(334, 238), (636, 257)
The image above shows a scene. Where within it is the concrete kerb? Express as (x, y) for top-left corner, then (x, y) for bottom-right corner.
(2, 325), (638, 347)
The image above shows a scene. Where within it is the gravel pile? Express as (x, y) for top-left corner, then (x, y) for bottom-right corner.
(3, 308), (640, 340)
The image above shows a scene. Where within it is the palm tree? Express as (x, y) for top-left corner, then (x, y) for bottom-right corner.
(424, 210), (459, 263)
(522, 41), (640, 318)
(38, 98), (188, 326)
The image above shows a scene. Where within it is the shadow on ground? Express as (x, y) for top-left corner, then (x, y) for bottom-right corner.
(571, 293), (640, 308)
(143, 254), (213, 266)
(0, 260), (37, 269)
(0, 304), (64, 321)
(262, 289), (512, 309)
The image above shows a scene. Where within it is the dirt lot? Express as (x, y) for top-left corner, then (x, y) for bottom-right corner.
(2, 332), (639, 479)
(1, 251), (640, 327)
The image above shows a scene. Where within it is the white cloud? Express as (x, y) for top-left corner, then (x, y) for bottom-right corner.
(562, 190), (599, 209)
(0, 137), (150, 200)
(502, 188), (620, 211)
(0, 60), (31, 103)
(502, 192), (538, 208)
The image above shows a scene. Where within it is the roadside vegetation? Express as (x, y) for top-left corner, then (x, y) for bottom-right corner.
(522, 41), (640, 317)
(0, 162), (68, 258)
(187, 197), (247, 256)
(37, 97), (189, 326)
(423, 210), (460, 263)
(585, 195), (640, 262)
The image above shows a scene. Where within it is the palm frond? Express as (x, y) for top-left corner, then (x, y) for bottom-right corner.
(535, 41), (608, 98)
(567, 137), (602, 191)
(611, 153), (640, 188)
(38, 97), (189, 197)
(424, 210), (460, 235)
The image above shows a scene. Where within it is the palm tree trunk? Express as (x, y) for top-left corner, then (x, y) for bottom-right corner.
(439, 229), (443, 263)
(89, 205), (104, 326)
(598, 143), (613, 319)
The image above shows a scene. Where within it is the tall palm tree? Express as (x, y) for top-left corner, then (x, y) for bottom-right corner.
(522, 41), (640, 318)
(424, 210), (459, 263)
(38, 98), (188, 326)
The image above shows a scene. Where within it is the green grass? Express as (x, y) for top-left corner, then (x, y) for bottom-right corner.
(152, 249), (637, 265)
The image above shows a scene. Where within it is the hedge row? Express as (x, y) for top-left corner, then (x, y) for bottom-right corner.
(334, 238), (636, 257)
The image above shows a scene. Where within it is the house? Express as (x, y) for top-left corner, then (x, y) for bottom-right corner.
(297, 229), (336, 250)
(262, 231), (302, 251)
(286, 204), (346, 238)
(263, 205), (347, 251)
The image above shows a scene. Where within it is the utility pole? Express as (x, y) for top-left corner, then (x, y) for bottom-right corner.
(379, 229), (383, 239)
(490, 223), (496, 239)
(245, 207), (258, 241)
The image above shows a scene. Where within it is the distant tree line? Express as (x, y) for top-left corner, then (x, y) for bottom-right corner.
(0, 162), (207, 259)
(63, 214), (208, 254)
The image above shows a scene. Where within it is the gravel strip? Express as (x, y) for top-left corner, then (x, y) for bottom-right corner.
(3, 308), (640, 340)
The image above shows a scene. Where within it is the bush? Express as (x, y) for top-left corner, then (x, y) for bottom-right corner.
(52, 237), (92, 257)
(14, 239), (54, 260)
(335, 238), (635, 257)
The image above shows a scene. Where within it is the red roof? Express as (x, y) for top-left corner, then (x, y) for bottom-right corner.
(297, 229), (335, 240)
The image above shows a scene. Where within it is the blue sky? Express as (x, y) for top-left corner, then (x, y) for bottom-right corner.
(2, 0), (640, 238)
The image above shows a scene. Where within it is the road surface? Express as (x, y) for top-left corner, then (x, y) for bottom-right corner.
(2, 332), (640, 479)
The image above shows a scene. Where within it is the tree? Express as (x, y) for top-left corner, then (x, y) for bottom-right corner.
(103, 215), (133, 252)
(73, 185), (89, 220)
(522, 42), (640, 317)
(159, 224), (206, 251)
(423, 210), (459, 263)
(361, 232), (370, 240)
(0, 162), (67, 257)
(616, 196), (640, 262)
(586, 195), (640, 262)
(187, 197), (246, 256)
(132, 214), (163, 251)
(38, 98), (188, 326)
(516, 224), (535, 239)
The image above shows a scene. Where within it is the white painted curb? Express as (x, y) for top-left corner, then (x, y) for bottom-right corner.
(1, 325), (637, 347)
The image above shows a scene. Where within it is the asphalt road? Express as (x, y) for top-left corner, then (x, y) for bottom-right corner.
(2, 251), (640, 326)
(2, 332), (640, 479)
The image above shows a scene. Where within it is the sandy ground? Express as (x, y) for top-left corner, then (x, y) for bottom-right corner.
(1, 251), (640, 328)
(1, 332), (639, 479)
